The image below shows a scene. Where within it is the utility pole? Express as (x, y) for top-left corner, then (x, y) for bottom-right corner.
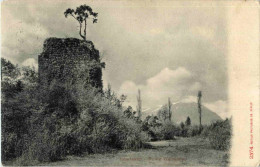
(198, 91), (202, 132)
(136, 89), (142, 119)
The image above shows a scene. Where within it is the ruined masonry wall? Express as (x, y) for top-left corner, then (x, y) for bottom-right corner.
(38, 38), (103, 89)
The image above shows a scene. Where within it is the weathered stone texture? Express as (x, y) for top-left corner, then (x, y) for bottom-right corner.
(38, 38), (104, 89)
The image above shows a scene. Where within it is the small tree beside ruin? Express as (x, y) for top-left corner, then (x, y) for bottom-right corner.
(64, 5), (98, 41)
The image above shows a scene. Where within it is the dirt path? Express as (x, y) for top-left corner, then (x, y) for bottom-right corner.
(36, 137), (229, 166)
(146, 137), (207, 147)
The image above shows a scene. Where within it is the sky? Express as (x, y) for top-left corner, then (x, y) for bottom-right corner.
(1, 0), (230, 118)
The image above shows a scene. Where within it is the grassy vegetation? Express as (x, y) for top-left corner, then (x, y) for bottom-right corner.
(25, 137), (229, 167)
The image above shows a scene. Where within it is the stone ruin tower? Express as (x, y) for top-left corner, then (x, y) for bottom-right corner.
(38, 38), (104, 89)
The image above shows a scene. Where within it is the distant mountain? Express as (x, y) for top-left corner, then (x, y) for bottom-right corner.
(142, 102), (222, 125)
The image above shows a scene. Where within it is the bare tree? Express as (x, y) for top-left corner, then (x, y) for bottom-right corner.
(136, 89), (142, 119)
(198, 91), (202, 132)
(64, 5), (98, 40)
(168, 97), (172, 121)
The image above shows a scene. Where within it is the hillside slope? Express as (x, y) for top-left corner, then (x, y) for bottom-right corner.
(142, 102), (222, 125)
(171, 102), (222, 125)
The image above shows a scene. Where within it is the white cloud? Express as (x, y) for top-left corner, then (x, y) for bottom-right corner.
(22, 58), (38, 70)
(181, 96), (197, 103)
(204, 100), (230, 119)
(147, 67), (191, 88)
(119, 67), (202, 111)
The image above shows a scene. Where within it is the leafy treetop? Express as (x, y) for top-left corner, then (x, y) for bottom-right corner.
(64, 5), (98, 40)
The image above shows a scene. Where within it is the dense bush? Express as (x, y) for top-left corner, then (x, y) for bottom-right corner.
(142, 116), (177, 141)
(160, 122), (176, 140)
(206, 119), (232, 150)
(12, 83), (149, 164)
(142, 113), (231, 145)
(187, 125), (201, 137)
(1, 59), (39, 161)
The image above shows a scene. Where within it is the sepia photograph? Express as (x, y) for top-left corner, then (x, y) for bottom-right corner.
(1, 0), (259, 166)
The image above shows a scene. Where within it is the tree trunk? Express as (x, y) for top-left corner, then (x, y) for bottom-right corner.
(198, 91), (202, 132)
(84, 19), (87, 40)
(137, 89), (142, 119)
(79, 23), (85, 40)
(168, 97), (172, 121)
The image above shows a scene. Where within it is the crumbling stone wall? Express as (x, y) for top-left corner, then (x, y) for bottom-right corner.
(38, 38), (104, 89)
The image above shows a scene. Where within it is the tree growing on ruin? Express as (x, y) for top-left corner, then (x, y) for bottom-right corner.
(64, 5), (98, 40)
